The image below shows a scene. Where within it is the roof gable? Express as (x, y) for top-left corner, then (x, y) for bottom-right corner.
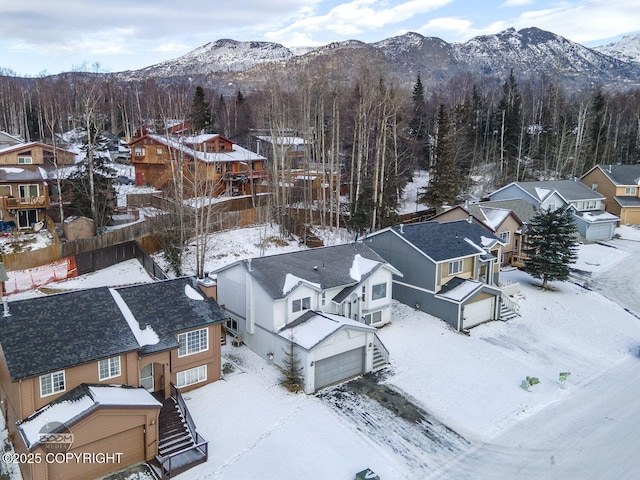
(594, 164), (640, 186)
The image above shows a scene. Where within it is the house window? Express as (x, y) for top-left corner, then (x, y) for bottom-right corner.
(587, 200), (597, 209)
(178, 328), (209, 357)
(18, 156), (33, 164)
(371, 283), (387, 301)
(321, 291), (326, 306)
(226, 318), (238, 333)
(591, 183), (598, 191)
(499, 231), (511, 245)
(176, 365), (207, 388)
(361, 285), (366, 303)
(292, 296), (311, 313)
(625, 187), (637, 195)
(98, 356), (121, 381)
(448, 259), (463, 275)
(156, 147), (163, 155)
(40, 370), (65, 397)
(363, 311), (383, 325)
(134, 147), (145, 156)
(19, 184), (38, 200)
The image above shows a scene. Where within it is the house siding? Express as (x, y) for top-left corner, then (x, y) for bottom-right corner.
(368, 230), (437, 291)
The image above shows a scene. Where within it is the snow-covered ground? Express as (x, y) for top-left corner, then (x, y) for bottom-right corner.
(2, 225), (640, 480)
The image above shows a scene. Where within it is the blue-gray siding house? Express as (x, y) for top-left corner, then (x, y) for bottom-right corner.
(367, 220), (506, 331)
(488, 179), (618, 241)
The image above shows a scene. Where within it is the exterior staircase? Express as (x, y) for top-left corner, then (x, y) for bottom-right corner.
(157, 398), (195, 458)
(499, 296), (520, 321)
(147, 386), (208, 479)
(372, 335), (389, 371)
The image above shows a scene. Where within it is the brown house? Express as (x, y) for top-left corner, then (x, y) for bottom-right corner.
(129, 133), (268, 196)
(0, 138), (76, 229)
(0, 277), (228, 480)
(581, 164), (640, 225)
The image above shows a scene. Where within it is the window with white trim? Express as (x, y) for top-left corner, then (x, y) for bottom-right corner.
(178, 328), (209, 357)
(448, 259), (463, 275)
(40, 370), (65, 397)
(371, 282), (387, 301)
(176, 365), (207, 388)
(98, 356), (121, 381)
(18, 156), (33, 164)
(363, 310), (383, 325)
(499, 231), (511, 245)
(292, 296), (311, 313)
(625, 187), (637, 195)
(321, 291), (326, 306)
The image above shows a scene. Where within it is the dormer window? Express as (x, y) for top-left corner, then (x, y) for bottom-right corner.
(625, 187), (637, 195)
(18, 156), (33, 164)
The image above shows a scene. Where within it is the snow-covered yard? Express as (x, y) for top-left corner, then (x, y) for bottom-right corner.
(3, 225), (640, 480)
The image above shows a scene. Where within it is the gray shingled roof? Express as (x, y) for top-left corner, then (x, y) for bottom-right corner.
(0, 287), (140, 381)
(390, 220), (501, 262)
(596, 164), (640, 186)
(115, 277), (228, 355)
(237, 243), (390, 300)
(0, 277), (228, 380)
(468, 198), (538, 224)
(515, 180), (604, 202)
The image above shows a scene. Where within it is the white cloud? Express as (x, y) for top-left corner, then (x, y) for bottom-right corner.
(501, 0), (533, 6)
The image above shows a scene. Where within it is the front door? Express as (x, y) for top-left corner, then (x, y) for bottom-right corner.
(140, 363), (154, 392)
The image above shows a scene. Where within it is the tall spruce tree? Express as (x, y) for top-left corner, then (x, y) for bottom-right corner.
(523, 207), (579, 289)
(419, 104), (459, 209)
(190, 86), (213, 133)
(409, 73), (429, 168)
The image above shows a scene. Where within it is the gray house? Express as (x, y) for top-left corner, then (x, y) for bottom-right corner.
(488, 179), (618, 241)
(212, 243), (399, 393)
(367, 220), (510, 331)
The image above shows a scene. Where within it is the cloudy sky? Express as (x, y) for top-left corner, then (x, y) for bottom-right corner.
(1, 0), (638, 76)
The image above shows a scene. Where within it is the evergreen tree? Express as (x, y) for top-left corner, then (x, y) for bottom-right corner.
(190, 86), (213, 133)
(523, 208), (579, 289)
(65, 136), (115, 234)
(498, 69), (523, 181)
(419, 104), (459, 209)
(281, 332), (303, 393)
(409, 73), (429, 168)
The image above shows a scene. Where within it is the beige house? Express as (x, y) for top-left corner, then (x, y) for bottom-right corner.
(581, 164), (640, 225)
(0, 277), (227, 480)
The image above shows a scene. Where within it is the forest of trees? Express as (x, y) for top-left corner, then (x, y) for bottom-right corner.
(1, 66), (639, 234)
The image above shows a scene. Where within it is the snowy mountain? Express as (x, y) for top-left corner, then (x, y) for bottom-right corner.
(131, 38), (295, 77)
(116, 27), (640, 91)
(594, 33), (640, 64)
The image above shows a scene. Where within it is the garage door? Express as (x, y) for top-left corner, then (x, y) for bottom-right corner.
(47, 426), (144, 480)
(314, 347), (365, 391)
(586, 223), (614, 241)
(463, 297), (494, 329)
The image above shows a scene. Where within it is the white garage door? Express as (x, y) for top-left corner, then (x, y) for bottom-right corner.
(463, 297), (494, 329)
(314, 347), (365, 391)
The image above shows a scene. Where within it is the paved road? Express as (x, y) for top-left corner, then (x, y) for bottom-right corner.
(430, 355), (640, 479)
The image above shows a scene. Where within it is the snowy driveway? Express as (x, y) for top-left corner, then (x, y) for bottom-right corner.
(573, 235), (640, 317)
(318, 372), (469, 477)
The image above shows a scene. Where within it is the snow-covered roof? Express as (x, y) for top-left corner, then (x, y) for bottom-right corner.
(109, 289), (160, 347)
(435, 278), (484, 302)
(146, 134), (265, 163)
(17, 384), (161, 450)
(256, 135), (307, 146)
(278, 311), (375, 350)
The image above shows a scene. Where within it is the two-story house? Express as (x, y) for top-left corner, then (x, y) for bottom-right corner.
(129, 133), (267, 196)
(367, 220), (510, 331)
(212, 243), (401, 393)
(488, 179), (619, 241)
(581, 164), (640, 225)
(0, 277), (227, 480)
(431, 198), (537, 267)
(0, 138), (75, 229)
